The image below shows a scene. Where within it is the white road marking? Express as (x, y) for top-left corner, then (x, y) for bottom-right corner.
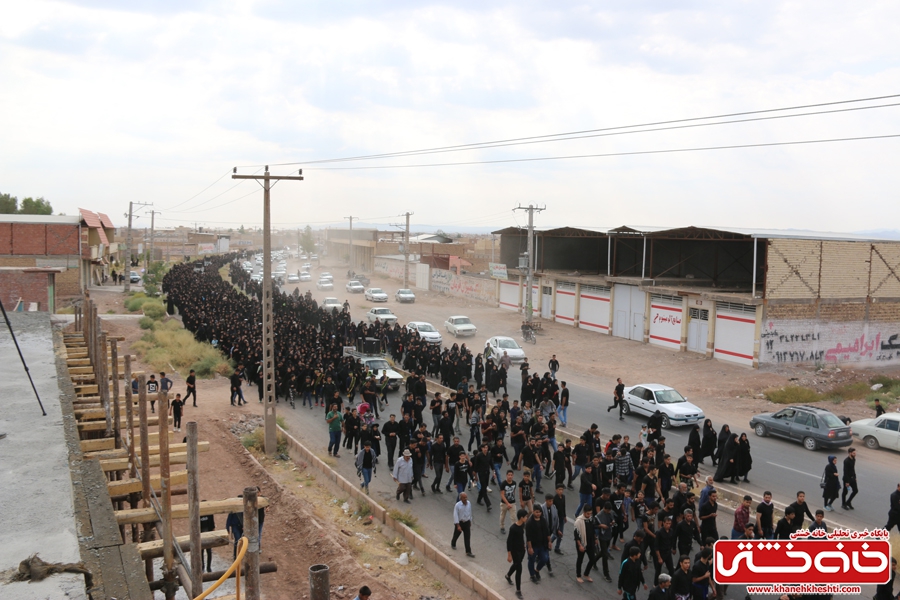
(766, 461), (819, 478)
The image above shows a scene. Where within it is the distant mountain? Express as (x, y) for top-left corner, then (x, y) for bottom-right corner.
(856, 229), (900, 240)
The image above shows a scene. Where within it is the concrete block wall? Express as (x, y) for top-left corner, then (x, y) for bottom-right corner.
(278, 425), (504, 600)
(0, 271), (50, 310)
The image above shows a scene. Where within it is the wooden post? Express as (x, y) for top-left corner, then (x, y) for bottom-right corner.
(187, 422), (202, 595)
(243, 486), (260, 600)
(138, 374), (154, 581)
(124, 354), (139, 543)
(159, 391), (175, 600)
(111, 340), (120, 447)
(99, 331), (112, 438)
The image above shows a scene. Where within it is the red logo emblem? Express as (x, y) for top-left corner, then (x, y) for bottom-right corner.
(714, 539), (891, 585)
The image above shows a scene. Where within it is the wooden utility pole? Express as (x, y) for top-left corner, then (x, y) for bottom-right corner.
(513, 205), (545, 324)
(147, 209), (160, 272)
(232, 167), (304, 455)
(403, 212), (413, 290)
(124, 201), (151, 292)
(187, 422), (202, 596)
(243, 487), (261, 600)
(344, 216), (355, 270)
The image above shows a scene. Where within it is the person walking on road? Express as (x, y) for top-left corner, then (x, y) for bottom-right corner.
(822, 455), (840, 511)
(500, 470), (518, 534)
(184, 369), (197, 407)
(526, 505), (551, 583)
(505, 508), (529, 598)
(393, 449), (414, 503)
(574, 505), (599, 583)
(452, 492), (475, 557)
(617, 545), (647, 600)
(326, 404), (343, 457)
(355, 440), (377, 494)
(548, 355), (559, 381)
(885, 482), (900, 534)
(841, 447), (858, 510)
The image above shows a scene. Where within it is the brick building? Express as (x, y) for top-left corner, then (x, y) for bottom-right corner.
(493, 225), (900, 368)
(0, 209), (116, 310)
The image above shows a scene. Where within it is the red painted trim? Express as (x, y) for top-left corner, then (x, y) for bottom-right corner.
(557, 290), (576, 296)
(579, 320), (609, 330)
(556, 315), (574, 322)
(651, 304), (682, 313)
(500, 280), (518, 286)
(716, 313), (756, 324)
(581, 294), (610, 302)
(499, 301), (518, 308)
(649, 334), (680, 345)
(715, 348), (754, 360)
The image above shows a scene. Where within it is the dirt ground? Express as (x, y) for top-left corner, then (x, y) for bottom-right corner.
(81, 289), (458, 600)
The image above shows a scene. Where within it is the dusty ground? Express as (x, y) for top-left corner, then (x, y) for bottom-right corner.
(80, 288), (458, 600)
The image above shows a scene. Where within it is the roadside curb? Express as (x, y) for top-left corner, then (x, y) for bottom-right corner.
(277, 425), (506, 600)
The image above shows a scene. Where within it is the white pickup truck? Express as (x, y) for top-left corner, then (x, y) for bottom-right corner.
(342, 348), (404, 391)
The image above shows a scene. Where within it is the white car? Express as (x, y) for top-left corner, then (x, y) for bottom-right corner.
(365, 288), (388, 302)
(346, 280), (365, 293)
(320, 272), (334, 282)
(396, 289), (416, 303)
(299, 272), (311, 282)
(322, 297), (342, 311)
(621, 384), (705, 429)
(356, 357), (403, 390)
(407, 321), (442, 345)
(851, 414), (900, 451)
(287, 274), (300, 283)
(366, 307), (397, 325)
(486, 336), (526, 363)
(445, 315), (477, 337)
(316, 279), (334, 291)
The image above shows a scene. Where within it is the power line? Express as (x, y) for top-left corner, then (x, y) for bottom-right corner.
(160, 170), (232, 211)
(236, 92), (900, 168)
(294, 133), (900, 171)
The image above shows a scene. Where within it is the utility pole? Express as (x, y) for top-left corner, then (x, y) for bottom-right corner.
(146, 209), (160, 272)
(403, 212), (413, 289)
(123, 201), (151, 293)
(232, 166), (304, 456)
(344, 216), (354, 270)
(513, 204), (545, 324)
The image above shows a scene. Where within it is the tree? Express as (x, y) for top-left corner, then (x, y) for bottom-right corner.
(0, 192), (18, 214)
(300, 225), (316, 253)
(18, 197), (53, 215)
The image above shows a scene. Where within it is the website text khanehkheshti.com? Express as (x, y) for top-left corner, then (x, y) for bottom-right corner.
(746, 584), (863, 595)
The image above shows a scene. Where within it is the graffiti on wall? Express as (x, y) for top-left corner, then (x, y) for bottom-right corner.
(761, 321), (900, 364)
(431, 268), (497, 304)
(374, 258), (416, 285)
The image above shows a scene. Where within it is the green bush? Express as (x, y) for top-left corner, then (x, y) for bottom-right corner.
(764, 386), (822, 404)
(131, 323), (233, 378)
(141, 300), (166, 320)
(870, 375), (900, 388)
(139, 316), (154, 329)
(125, 296), (149, 312)
(241, 427), (287, 454)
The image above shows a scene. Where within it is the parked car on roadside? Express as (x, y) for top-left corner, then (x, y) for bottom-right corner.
(130, 271), (141, 283)
(299, 272), (311, 282)
(850, 413), (900, 451)
(322, 297), (342, 311)
(621, 384), (705, 429)
(750, 405), (852, 451)
(395, 289), (416, 303)
(444, 315), (477, 337)
(346, 280), (365, 293)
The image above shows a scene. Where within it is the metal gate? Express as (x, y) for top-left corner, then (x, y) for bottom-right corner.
(687, 307), (709, 353)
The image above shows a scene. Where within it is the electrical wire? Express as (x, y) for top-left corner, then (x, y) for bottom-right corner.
(160, 170), (233, 211)
(296, 133), (900, 170)
(234, 93), (900, 168)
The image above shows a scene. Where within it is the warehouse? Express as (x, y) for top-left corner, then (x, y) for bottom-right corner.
(493, 225), (900, 368)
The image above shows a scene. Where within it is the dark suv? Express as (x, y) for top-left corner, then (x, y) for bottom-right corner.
(749, 405), (852, 451)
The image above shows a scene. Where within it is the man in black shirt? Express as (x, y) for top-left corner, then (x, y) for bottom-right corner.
(429, 434), (448, 493)
(552, 484), (568, 554)
(884, 483), (900, 534)
(525, 505), (551, 583)
(199, 511), (216, 572)
(671, 555), (692, 600)
(788, 491), (815, 529)
(653, 517), (676, 585)
(699, 491), (719, 541)
(184, 369), (197, 407)
(841, 447), (858, 510)
(382, 414), (400, 470)
(774, 507), (797, 540)
(446, 437), (464, 492)
(675, 509), (701, 558)
(617, 545), (647, 599)
(500, 470), (518, 534)
(505, 508), (529, 598)
(622, 530), (647, 569)
(472, 443), (493, 510)
(608, 378), (625, 420)
(755, 491), (775, 540)
(691, 548), (713, 600)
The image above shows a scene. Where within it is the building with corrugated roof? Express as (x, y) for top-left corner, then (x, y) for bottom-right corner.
(492, 225), (900, 368)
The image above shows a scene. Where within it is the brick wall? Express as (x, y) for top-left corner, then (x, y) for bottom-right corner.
(761, 310), (900, 366)
(57, 268), (81, 297)
(0, 256), (38, 267)
(0, 272), (50, 310)
(765, 239), (820, 299)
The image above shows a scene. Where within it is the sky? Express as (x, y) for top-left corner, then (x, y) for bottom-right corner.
(1, 1), (899, 234)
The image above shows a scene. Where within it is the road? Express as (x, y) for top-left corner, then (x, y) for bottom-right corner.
(245, 253), (894, 598)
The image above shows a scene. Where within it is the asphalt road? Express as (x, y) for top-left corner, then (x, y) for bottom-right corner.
(242, 254), (896, 598)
